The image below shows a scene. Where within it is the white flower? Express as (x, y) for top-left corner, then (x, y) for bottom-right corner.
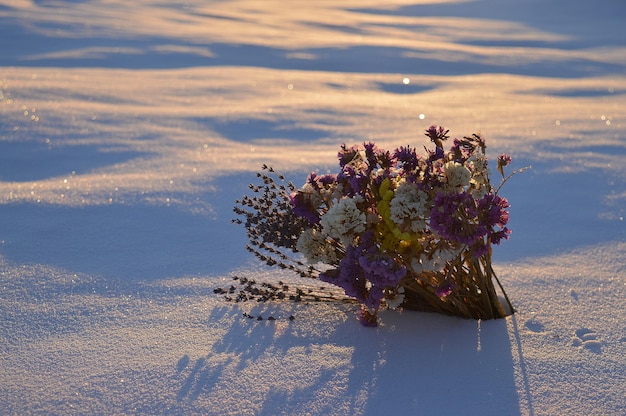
(299, 182), (323, 208)
(385, 286), (405, 309)
(389, 181), (429, 232)
(411, 254), (436, 273)
(411, 247), (460, 273)
(320, 195), (366, 246)
(468, 151), (489, 177)
(296, 228), (338, 264)
(468, 152), (491, 197)
(443, 161), (471, 189)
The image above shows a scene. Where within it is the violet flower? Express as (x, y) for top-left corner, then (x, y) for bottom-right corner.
(393, 145), (420, 172)
(430, 191), (511, 255)
(374, 148), (395, 170)
(289, 191), (320, 224)
(497, 153), (512, 178)
(435, 281), (454, 298)
(425, 125), (449, 148)
(338, 164), (368, 197)
(449, 137), (480, 163)
(358, 253), (406, 289)
(356, 306), (378, 327)
(477, 193), (509, 228)
(430, 191), (481, 246)
(320, 245), (370, 306)
(338, 144), (362, 168)
(317, 173), (338, 186)
(477, 193), (511, 246)
(320, 231), (406, 311)
(363, 142), (380, 174)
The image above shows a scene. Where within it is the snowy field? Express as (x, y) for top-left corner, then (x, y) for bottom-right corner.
(1, 0), (625, 414)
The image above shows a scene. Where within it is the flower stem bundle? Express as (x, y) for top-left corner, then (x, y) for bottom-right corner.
(233, 126), (522, 326)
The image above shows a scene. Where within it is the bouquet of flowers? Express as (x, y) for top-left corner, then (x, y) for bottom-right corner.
(233, 126), (522, 326)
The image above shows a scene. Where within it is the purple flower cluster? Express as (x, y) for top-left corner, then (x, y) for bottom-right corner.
(393, 145), (420, 172)
(335, 142), (395, 197)
(477, 193), (511, 245)
(430, 191), (510, 255)
(289, 191), (320, 224)
(308, 171), (338, 188)
(430, 192), (478, 245)
(320, 231), (406, 311)
(289, 172), (339, 224)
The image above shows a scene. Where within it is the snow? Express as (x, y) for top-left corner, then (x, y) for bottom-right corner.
(1, 0), (625, 414)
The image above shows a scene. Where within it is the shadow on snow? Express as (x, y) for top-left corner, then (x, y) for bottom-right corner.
(171, 303), (526, 415)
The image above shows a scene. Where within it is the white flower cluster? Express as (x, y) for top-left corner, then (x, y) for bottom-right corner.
(389, 181), (429, 232)
(320, 195), (366, 246)
(411, 247), (460, 273)
(296, 228), (337, 264)
(468, 151), (490, 197)
(443, 161), (471, 189)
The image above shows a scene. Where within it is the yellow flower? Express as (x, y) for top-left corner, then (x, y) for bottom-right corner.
(376, 178), (423, 252)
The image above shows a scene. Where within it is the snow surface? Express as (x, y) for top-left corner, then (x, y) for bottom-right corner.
(1, 0), (625, 414)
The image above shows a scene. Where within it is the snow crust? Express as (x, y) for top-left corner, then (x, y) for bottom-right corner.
(1, 0), (625, 414)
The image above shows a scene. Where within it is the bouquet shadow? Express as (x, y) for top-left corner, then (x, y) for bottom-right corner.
(193, 302), (522, 415)
(351, 312), (520, 414)
(347, 310), (522, 415)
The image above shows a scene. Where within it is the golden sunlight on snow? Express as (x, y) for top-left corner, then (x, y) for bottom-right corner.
(1, 0), (625, 414)
(1, 66), (624, 208)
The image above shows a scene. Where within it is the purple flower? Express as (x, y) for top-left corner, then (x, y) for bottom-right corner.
(393, 145), (420, 172)
(356, 306), (378, 327)
(289, 191), (320, 224)
(363, 142), (380, 173)
(358, 254), (406, 288)
(477, 193), (509, 228)
(375, 148), (394, 170)
(306, 171), (319, 185)
(317, 173), (338, 186)
(320, 231), (406, 310)
(428, 145), (445, 163)
(435, 281), (454, 298)
(451, 134), (486, 162)
(449, 137), (480, 163)
(306, 172), (338, 193)
(338, 144), (362, 168)
(477, 193), (511, 246)
(337, 142), (397, 196)
(430, 191), (482, 246)
(430, 191), (511, 255)
(497, 153), (512, 166)
(338, 164), (368, 197)
(490, 228), (511, 245)
(320, 246), (370, 306)
(425, 125), (449, 148)
(363, 141), (396, 172)
(291, 172), (340, 223)
(497, 153), (512, 177)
